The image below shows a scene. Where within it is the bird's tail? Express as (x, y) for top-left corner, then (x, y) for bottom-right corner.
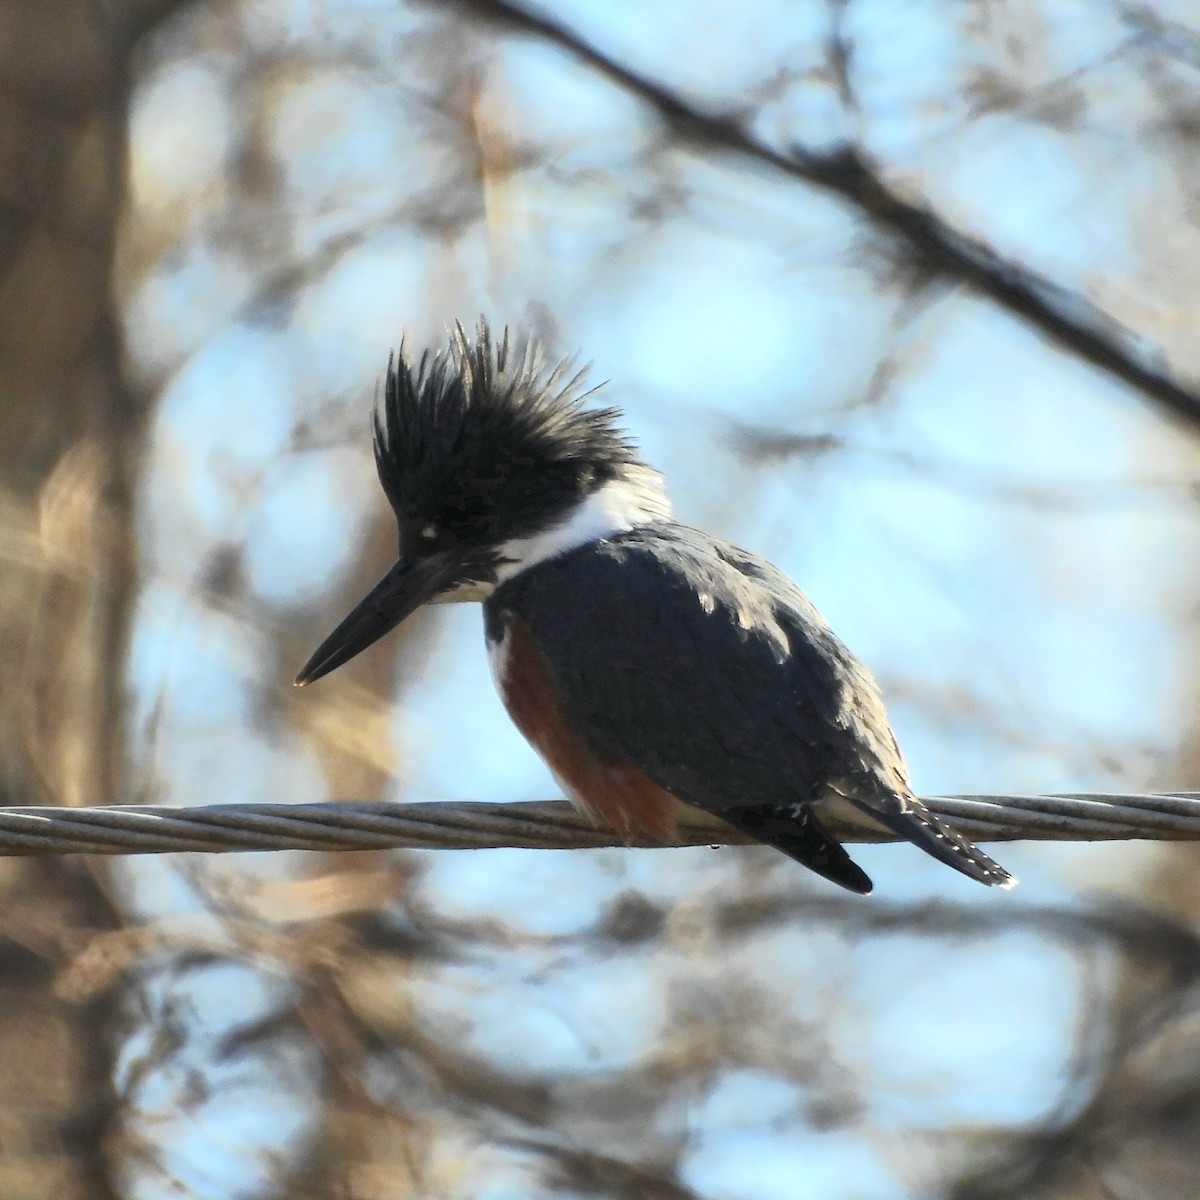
(849, 795), (1016, 888)
(724, 802), (874, 895)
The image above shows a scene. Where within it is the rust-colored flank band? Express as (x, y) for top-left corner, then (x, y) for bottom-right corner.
(495, 617), (680, 844)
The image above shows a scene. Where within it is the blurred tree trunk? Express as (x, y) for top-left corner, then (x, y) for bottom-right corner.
(0, 2), (191, 1196)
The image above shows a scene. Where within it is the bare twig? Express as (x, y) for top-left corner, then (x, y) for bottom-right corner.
(447, 0), (1200, 431)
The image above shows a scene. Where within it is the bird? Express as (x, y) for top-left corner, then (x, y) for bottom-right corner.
(295, 320), (1015, 895)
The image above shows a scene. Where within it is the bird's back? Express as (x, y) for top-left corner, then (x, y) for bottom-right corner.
(484, 523), (913, 819)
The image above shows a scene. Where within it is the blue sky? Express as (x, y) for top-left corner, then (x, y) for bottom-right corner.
(117, 2), (1200, 1197)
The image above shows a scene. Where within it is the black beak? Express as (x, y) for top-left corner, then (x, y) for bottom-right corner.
(294, 555), (458, 686)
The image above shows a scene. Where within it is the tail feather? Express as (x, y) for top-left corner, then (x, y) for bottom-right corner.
(849, 795), (1016, 889)
(724, 803), (874, 894)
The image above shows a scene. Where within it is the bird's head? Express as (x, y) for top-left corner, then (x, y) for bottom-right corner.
(295, 320), (668, 685)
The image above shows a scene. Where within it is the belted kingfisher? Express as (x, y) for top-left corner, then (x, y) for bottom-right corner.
(295, 322), (1014, 895)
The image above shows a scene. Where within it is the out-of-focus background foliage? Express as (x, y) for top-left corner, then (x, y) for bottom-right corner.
(3, 1), (1200, 1197)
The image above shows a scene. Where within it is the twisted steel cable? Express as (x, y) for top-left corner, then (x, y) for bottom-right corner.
(0, 793), (1195, 856)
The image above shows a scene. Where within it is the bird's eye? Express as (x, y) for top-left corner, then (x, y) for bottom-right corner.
(420, 525), (439, 540)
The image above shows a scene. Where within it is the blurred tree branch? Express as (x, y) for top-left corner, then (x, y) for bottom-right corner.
(450, 0), (1200, 433)
(0, 1), (196, 1197)
(45, 2), (1200, 1196)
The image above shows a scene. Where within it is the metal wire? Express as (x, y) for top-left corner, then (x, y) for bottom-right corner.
(0, 793), (1196, 856)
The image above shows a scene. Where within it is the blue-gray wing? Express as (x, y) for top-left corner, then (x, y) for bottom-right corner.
(484, 524), (1014, 892)
(485, 526), (907, 811)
